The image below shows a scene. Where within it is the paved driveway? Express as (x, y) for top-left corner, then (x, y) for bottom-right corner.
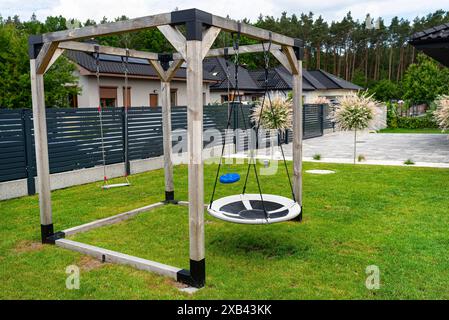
(301, 131), (449, 164)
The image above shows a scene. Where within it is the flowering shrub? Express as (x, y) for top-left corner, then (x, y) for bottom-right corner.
(433, 95), (449, 132)
(251, 96), (292, 132)
(331, 92), (378, 131)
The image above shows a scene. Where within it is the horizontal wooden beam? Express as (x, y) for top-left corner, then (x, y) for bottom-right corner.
(58, 41), (183, 61)
(62, 202), (164, 236)
(211, 15), (295, 47)
(56, 239), (181, 279)
(43, 13), (171, 43)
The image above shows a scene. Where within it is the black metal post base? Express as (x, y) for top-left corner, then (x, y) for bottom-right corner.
(41, 224), (65, 244)
(41, 224), (54, 244)
(177, 259), (205, 288)
(164, 191), (178, 205)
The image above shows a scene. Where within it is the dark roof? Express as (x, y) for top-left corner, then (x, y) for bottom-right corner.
(65, 50), (219, 81)
(249, 66), (362, 91)
(409, 23), (449, 67)
(66, 50), (362, 90)
(204, 57), (260, 91)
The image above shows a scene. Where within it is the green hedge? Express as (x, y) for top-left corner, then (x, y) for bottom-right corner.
(393, 115), (438, 129)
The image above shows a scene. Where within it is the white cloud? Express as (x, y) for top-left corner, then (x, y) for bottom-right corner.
(1, 0), (448, 24)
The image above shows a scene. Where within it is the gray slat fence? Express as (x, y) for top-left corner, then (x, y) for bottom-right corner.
(0, 104), (327, 195)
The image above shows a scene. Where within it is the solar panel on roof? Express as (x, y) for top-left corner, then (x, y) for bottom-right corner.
(98, 53), (150, 65)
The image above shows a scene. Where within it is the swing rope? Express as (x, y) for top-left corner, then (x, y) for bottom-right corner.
(95, 46), (108, 185)
(121, 49), (131, 184)
(209, 25), (247, 206)
(95, 46), (131, 188)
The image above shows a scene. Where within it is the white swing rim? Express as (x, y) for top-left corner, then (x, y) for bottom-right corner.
(207, 193), (301, 225)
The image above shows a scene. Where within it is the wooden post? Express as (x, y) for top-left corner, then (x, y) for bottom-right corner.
(161, 81), (175, 202)
(292, 59), (303, 220)
(186, 39), (205, 287)
(30, 59), (54, 243)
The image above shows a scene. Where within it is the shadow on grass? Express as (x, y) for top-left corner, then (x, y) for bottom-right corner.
(208, 228), (310, 260)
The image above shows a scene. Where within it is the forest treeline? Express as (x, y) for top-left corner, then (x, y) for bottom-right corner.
(1, 9), (449, 108)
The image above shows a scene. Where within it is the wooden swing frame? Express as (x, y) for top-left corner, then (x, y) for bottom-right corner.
(29, 8), (304, 288)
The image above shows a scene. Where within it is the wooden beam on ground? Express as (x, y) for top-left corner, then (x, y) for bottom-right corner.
(30, 59), (53, 240)
(157, 25), (187, 60)
(206, 43), (281, 57)
(36, 41), (60, 74)
(56, 239), (181, 279)
(42, 13), (171, 43)
(62, 202), (165, 236)
(201, 26), (221, 59)
(211, 15), (295, 47)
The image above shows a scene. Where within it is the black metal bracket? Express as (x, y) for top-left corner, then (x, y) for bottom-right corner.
(158, 53), (174, 71)
(177, 259), (205, 288)
(293, 38), (304, 61)
(171, 8), (213, 41)
(163, 191), (179, 205)
(41, 224), (65, 244)
(28, 35), (44, 59)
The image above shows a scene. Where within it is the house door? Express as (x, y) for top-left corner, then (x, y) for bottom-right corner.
(149, 94), (158, 107)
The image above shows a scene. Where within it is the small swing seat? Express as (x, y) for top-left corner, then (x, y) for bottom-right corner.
(219, 173), (241, 184)
(208, 194), (301, 225)
(102, 182), (131, 189)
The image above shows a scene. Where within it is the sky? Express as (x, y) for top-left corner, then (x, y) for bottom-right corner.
(1, 0), (448, 24)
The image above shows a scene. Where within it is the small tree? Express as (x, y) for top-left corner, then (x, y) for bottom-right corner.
(331, 92), (378, 164)
(251, 96), (292, 132)
(434, 95), (449, 132)
(251, 96), (292, 158)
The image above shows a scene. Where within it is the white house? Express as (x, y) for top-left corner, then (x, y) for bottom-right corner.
(65, 50), (362, 108)
(65, 50), (218, 108)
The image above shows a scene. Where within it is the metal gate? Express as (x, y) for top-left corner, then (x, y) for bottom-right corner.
(303, 104), (324, 139)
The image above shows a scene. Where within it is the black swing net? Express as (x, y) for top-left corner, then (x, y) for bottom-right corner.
(207, 29), (301, 225)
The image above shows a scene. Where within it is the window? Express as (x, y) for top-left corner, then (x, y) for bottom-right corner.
(100, 87), (117, 107)
(170, 89), (177, 107)
(122, 87), (131, 107)
(149, 93), (158, 107)
(68, 93), (78, 108)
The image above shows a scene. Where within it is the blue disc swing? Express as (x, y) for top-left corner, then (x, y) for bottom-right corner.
(217, 31), (246, 185)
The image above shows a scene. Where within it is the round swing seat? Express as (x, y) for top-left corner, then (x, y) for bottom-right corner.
(219, 173), (241, 184)
(208, 194), (301, 225)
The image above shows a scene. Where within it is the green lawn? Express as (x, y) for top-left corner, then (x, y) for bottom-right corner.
(1, 162), (449, 299)
(378, 128), (445, 134)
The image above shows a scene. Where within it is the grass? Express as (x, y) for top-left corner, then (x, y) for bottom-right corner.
(1, 162), (449, 299)
(378, 128), (445, 134)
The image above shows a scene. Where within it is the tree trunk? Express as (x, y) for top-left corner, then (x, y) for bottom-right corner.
(316, 43), (321, 69)
(388, 46), (393, 81)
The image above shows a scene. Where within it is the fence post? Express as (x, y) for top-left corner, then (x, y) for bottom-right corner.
(320, 104), (324, 135)
(122, 107), (130, 176)
(22, 109), (36, 195)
